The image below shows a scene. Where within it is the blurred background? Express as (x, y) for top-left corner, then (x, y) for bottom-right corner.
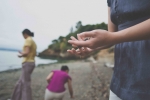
(0, 0), (114, 100)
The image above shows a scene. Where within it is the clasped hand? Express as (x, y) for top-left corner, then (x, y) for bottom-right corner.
(67, 29), (114, 57)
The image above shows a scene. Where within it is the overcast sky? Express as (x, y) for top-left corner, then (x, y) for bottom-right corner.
(0, 0), (108, 52)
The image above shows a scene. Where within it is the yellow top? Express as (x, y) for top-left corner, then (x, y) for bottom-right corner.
(22, 37), (37, 63)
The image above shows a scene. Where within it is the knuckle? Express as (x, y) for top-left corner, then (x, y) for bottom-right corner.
(92, 30), (98, 36)
(92, 30), (98, 33)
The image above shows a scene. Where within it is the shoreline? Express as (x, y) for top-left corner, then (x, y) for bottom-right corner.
(0, 59), (84, 73)
(0, 49), (95, 73)
(0, 61), (113, 100)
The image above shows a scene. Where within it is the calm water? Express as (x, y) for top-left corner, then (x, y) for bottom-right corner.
(0, 50), (57, 72)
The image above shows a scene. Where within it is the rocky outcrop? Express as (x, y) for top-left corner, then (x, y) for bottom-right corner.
(38, 47), (115, 60)
(38, 49), (78, 59)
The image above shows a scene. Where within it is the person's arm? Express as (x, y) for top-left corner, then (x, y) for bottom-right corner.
(67, 7), (117, 55)
(96, 7), (118, 50)
(18, 46), (30, 57)
(111, 18), (150, 44)
(68, 18), (150, 49)
(67, 79), (74, 98)
(108, 7), (118, 32)
(46, 72), (54, 83)
(18, 38), (32, 57)
(83, 7), (117, 51)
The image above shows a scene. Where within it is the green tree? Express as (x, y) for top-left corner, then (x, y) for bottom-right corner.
(44, 21), (108, 58)
(76, 21), (82, 29)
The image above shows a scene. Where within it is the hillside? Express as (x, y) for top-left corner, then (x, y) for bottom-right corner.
(38, 21), (108, 59)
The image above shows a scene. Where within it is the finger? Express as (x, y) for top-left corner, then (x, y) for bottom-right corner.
(72, 44), (77, 48)
(68, 40), (92, 48)
(81, 47), (93, 57)
(72, 48), (76, 53)
(76, 48), (80, 52)
(77, 47), (86, 57)
(67, 49), (79, 56)
(72, 48), (81, 56)
(69, 31), (95, 47)
(79, 47), (83, 52)
(83, 47), (89, 53)
(70, 36), (78, 41)
(81, 47), (88, 56)
(77, 34), (83, 41)
(81, 47), (87, 52)
(79, 48), (84, 56)
(80, 31), (95, 38)
(75, 49), (82, 55)
(70, 36), (78, 47)
(84, 47), (87, 50)
(67, 48), (76, 54)
(67, 50), (74, 54)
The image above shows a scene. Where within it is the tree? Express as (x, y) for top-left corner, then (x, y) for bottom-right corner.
(70, 27), (74, 33)
(52, 39), (58, 44)
(58, 36), (65, 42)
(76, 21), (82, 29)
(42, 21), (108, 59)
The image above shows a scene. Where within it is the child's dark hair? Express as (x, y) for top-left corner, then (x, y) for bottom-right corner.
(22, 29), (34, 37)
(61, 66), (69, 71)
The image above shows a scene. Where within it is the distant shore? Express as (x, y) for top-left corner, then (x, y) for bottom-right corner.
(0, 50), (58, 72)
(0, 48), (20, 52)
(0, 58), (82, 73)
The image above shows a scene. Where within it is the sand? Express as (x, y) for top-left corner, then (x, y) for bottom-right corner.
(0, 60), (113, 100)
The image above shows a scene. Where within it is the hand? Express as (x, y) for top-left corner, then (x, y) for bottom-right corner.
(18, 54), (22, 58)
(67, 47), (94, 57)
(18, 51), (22, 54)
(67, 36), (94, 57)
(68, 29), (113, 49)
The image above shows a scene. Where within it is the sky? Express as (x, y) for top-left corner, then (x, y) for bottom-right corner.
(0, 0), (108, 52)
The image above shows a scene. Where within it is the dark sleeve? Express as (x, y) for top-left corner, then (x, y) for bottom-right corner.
(107, 0), (111, 7)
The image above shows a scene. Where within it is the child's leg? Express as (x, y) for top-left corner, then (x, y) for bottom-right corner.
(55, 91), (66, 100)
(44, 89), (54, 100)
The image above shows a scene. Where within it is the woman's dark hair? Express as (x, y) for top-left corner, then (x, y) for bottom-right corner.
(61, 66), (69, 71)
(22, 29), (34, 37)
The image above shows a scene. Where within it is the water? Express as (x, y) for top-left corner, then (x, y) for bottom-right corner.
(0, 50), (57, 72)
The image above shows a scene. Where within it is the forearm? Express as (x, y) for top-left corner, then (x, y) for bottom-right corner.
(46, 79), (50, 83)
(68, 80), (73, 97)
(69, 88), (73, 97)
(20, 52), (28, 57)
(111, 19), (150, 44)
(20, 46), (30, 57)
(46, 72), (53, 84)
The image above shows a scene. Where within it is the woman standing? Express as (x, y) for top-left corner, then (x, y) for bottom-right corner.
(11, 29), (37, 100)
(45, 66), (74, 100)
(67, 0), (150, 100)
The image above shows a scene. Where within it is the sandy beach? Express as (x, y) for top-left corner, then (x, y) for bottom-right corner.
(0, 60), (113, 100)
